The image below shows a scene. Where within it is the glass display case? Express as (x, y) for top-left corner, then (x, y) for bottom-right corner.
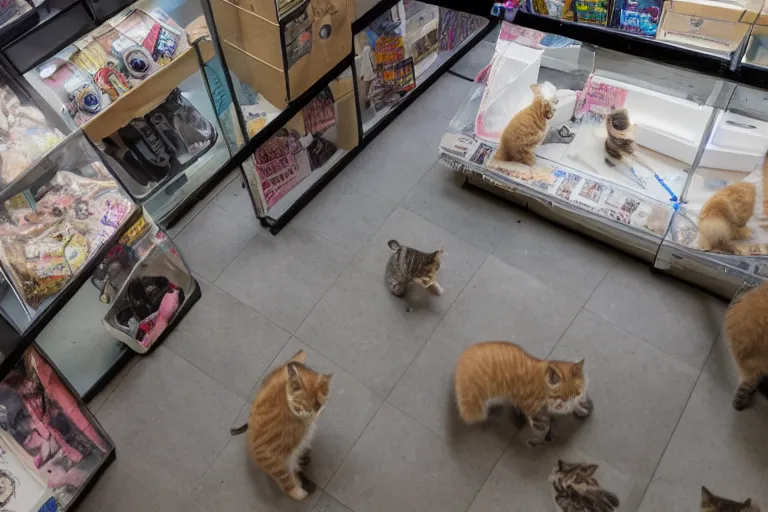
(242, 65), (360, 222)
(440, 20), (768, 297)
(2, 0), (235, 225)
(354, 1), (489, 134)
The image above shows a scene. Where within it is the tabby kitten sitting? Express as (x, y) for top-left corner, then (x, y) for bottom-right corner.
(701, 486), (761, 511)
(724, 281), (768, 410)
(230, 350), (331, 501)
(455, 341), (592, 446)
(550, 460), (620, 512)
(385, 239), (444, 311)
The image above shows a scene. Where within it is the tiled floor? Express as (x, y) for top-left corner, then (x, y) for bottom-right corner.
(82, 55), (768, 512)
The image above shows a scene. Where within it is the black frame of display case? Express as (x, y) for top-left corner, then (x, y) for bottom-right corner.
(173, 3), (497, 235)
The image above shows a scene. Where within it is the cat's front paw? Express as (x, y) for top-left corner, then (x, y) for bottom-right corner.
(573, 396), (593, 419)
(288, 486), (309, 501)
(526, 436), (547, 447)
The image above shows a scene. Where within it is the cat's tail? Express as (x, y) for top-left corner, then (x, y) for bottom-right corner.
(698, 216), (736, 254)
(757, 375), (768, 401)
(230, 423), (248, 436)
(388, 240), (401, 251)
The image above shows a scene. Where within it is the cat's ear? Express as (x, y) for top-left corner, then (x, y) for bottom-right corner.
(290, 350), (307, 363)
(582, 464), (598, 476)
(433, 247), (444, 257)
(572, 359), (585, 377)
(530, 83), (541, 97)
(388, 240), (401, 251)
(744, 498), (753, 505)
(556, 459), (567, 472)
(546, 365), (561, 386)
(701, 486), (714, 505)
(286, 363), (303, 392)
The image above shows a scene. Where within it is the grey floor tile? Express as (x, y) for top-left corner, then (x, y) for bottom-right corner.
(193, 438), (321, 512)
(261, 338), (383, 487)
(90, 355), (138, 415)
(637, 339), (768, 512)
(412, 74), (474, 121)
(549, 309), (699, 490)
(79, 450), (208, 512)
(167, 170), (239, 238)
(175, 202), (260, 282)
(493, 212), (619, 304)
(450, 40), (495, 80)
(165, 278), (291, 400)
(313, 493), (353, 512)
(290, 174), (397, 256)
(215, 226), (350, 333)
(468, 443), (642, 512)
(327, 403), (481, 512)
(585, 259), (727, 369)
(403, 162), (524, 252)
(296, 208), (486, 397)
(343, 106), (448, 202)
(387, 255), (582, 481)
(97, 347), (244, 490)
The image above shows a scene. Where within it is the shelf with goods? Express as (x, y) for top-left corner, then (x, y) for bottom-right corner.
(2, 0), (241, 227)
(354, 1), (492, 137)
(441, 21), (768, 298)
(492, 0), (768, 88)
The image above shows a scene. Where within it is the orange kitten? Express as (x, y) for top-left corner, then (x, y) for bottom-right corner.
(698, 182), (756, 254)
(230, 350), (332, 500)
(725, 282), (768, 411)
(494, 82), (557, 166)
(455, 341), (591, 446)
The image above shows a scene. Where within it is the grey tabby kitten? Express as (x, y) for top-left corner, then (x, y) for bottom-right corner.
(550, 460), (620, 512)
(702, 486), (761, 512)
(385, 240), (443, 311)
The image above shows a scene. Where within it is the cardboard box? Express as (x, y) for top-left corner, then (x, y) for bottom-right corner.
(657, 0), (754, 53)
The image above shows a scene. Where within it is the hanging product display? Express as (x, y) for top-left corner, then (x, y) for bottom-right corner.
(0, 345), (113, 510)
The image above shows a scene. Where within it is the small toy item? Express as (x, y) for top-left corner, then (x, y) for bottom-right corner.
(140, 287), (180, 347)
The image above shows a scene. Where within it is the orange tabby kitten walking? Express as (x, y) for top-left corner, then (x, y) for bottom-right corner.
(725, 282), (768, 410)
(698, 182), (756, 254)
(230, 350), (332, 500)
(455, 341), (591, 446)
(494, 82), (557, 166)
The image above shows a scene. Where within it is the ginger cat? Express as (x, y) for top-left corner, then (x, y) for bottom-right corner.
(230, 350), (332, 500)
(724, 281), (768, 411)
(698, 182), (756, 254)
(455, 341), (591, 446)
(494, 82), (558, 166)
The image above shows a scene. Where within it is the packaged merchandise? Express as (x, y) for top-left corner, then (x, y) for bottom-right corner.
(609, 0), (663, 36)
(0, 346), (112, 509)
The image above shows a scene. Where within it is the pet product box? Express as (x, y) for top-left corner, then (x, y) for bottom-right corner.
(210, 0), (355, 108)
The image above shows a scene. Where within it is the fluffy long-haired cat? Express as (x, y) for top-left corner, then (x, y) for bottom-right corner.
(698, 182), (756, 254)
(230, 350), (331, 500)
(385, 239), (443, 310)
(724, 281), (768, 410)
(494, 82), (558, 166)
(550, 460), (620, 512)
(701, 486), (761, 511)
(454, 341), (592, 446)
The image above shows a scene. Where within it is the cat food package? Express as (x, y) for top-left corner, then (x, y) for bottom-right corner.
(0, 345), (114, 509)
